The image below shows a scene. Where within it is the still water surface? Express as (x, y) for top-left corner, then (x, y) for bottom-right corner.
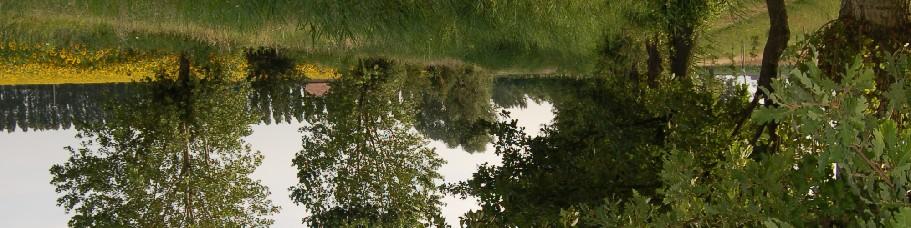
(0, 79), (555, 227)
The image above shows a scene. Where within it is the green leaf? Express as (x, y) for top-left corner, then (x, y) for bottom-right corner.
(873, 129), (885, 159)
(763, 218), (794, 228)
(888, 207), (911, 228)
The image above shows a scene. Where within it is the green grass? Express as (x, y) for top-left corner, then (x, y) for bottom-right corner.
(0, 0), (840, 74)
(0, 0), (612, 72)
(703, 0), (841, 60)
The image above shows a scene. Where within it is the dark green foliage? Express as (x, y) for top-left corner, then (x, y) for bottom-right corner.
(416, 65), (495, 153)
(584, 53), (911, 226)
(0, 84), (134, 132)
(454, 74), (748, 226)
(245, 47), (297, 81)
(597, 34), (645, 80)
(289, 59), (446, 227)
(244, 47), (316, 125)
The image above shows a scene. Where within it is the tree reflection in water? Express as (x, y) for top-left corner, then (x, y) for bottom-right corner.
(290, 58), (447, 227)
(416, 65), (495, 153)
(49, 54), (278, 227)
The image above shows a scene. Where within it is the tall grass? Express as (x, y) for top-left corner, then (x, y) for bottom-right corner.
(702, 0), (840, 59)
(0, 0), (841, 73)
(1, 0), (614, 72)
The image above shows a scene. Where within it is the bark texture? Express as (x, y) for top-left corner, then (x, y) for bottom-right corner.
(732, 0), (790, 157)
(669, 25), (695, 80)
(840, 0), (911, 28)
(646, 37), (662, 88)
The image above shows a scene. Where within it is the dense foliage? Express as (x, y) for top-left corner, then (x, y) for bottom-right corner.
(17, 1), (907, 227)
(289, 59), (446, 227)
(580, 53), (911, 226)
(453, 71), (749, 226)
(49, 56), (278, 227)
(416, 65), (495, 153)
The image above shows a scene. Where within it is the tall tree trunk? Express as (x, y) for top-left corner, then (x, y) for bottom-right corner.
(840, 0), (911, 29)
(628, 62), (641, 87)
(182, 126), (195, 222)
(669, 25), (695, 80)
(646, 37), (662, 88)
(755, 0), (791, 153)
(836, 0), (910, 116)
(731, 0), (790, 157)
(178, 54), (191, 85)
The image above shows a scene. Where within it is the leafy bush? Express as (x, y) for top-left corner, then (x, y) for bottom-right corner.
(584, 52), (911, 227)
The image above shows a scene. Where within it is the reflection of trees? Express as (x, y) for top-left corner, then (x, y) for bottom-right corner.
(459, 76), (746, 226)
(416, 65), (494, 153)
(290, 59), (446, 227)
(0, 81), (319, 131)
(248, 79), (314, 124)
(460, 79), (668, 226)
(244, 47), (324, 125)
(50, 55), (278, 227)
(0, 84), (132, 132)
(491, 77), (571, 109)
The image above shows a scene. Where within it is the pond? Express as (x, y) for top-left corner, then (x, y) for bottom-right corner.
(9, 0), (911, 226)
(0, 49), (760, 227)
(0, 69), (559, 227)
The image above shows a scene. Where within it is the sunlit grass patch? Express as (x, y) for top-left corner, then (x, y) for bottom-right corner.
(0, 41), (338, 84)
(704, 0), (840, 59)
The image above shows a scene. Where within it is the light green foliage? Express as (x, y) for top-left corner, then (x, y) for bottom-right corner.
(49, 57), (278, 227)
(289, 59), (446, 227)
(585, 54), (911, 226)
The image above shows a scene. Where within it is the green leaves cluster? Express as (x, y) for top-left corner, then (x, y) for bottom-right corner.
(455, 73), (748, 226)
(416, 65), (495, 153)
(586, 53), (911, 226)
(289, 59), (446, 227)
(50, 58), (278, 227)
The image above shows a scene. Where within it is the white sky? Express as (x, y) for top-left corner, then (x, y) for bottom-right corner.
(0, 97), (554, 228)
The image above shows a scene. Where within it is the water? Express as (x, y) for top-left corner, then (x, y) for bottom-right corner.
(0, 77), (556, 227)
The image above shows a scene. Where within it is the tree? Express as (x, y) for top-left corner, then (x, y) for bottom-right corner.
(289, 58), (446, 227)
(814, 0), (910, 92)
(600, 0), (735, 84)
(455, 75), (746, 226)
(243, 47), (316, 124)
(840, 0), (910, 29)
(49, 54), (278, 227)
(415, 65), (495, 153)
(0, 84), (132, 132)
(731, 0), (790, 156)
(657, 0), (732, 79)
(585, 54), (911, 227)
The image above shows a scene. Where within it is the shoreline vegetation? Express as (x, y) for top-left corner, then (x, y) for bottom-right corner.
(0, 0), (838, 85)
(8, 0), (911, 226)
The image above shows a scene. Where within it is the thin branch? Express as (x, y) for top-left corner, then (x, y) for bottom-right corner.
(850, 144), (895, 188)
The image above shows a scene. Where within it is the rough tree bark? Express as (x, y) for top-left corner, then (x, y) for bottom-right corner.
(752, 0), (790, 154)
(819, 0), (910, 80)
(831, 0), (911, 115)
(669, 25), (695, 80)
(840, 0), (911, 29)
(646, 37), (662, 88)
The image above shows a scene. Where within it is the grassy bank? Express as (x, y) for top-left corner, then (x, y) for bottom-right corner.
(703, 0), (840, 62)
(0, 0), (610, 72)
(0, 40), (338, 85)
(0, 0), (840, 84)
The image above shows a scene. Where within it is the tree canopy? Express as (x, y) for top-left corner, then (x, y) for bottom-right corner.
(49, 55), (278, 227)
(289, 58), (446, 227)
